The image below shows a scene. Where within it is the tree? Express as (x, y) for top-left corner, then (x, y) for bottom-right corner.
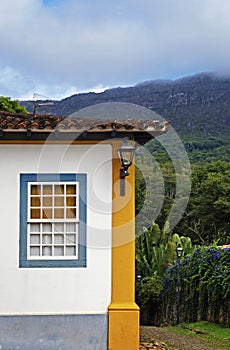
(135, 154), (165, 236)
(0, 96), (28, 113)
(177, 161), (230, 245)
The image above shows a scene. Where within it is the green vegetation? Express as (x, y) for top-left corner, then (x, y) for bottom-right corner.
(0, 96), (28, 113)
(182, 136), (230, 163)
(136, 223), (193, 279)
(144, 135), (230, 164)
(141, 321), (230, 350)
(168, 321), (230, 349)
(136, 233), (230, 326)
(171, 320), (230, 339)
(135, 133), (230, 327)
(136, 137), (230, 245)
(135, 223), (195, 325)
(162, 245), (230, 326)
(175, 160), (230, 245)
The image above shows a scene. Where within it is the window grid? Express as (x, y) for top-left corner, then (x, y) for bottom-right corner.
(29, 223), (78, 259)
(27, 182), (79, 260)
(28, 183), (79, 222)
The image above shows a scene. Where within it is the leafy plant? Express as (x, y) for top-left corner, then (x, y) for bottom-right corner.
(162, 245), (230, 326)
(0, 96), (28, 113)
(135, 222), (194, 324)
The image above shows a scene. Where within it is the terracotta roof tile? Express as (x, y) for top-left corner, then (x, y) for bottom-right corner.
(0, 111), (170, 135)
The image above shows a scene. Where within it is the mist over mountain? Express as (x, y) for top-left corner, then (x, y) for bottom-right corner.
(20, 72), (230, 137)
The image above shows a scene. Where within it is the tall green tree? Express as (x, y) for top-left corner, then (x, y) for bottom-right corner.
(177, 161), (230, 245)
(0, 96), (28, 113)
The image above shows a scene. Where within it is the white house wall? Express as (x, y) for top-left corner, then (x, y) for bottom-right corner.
(0, 144), (112, 315)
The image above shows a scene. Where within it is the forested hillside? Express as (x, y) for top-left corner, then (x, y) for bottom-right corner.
(20, 72), (230, 163)
(20, 72), (230, 137)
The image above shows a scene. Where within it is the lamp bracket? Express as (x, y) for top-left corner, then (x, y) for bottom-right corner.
(120, 167), (129, 179)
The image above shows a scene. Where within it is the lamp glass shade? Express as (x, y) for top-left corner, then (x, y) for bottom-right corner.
(176, 245), (183, 258)
(117, 139), (135, 167)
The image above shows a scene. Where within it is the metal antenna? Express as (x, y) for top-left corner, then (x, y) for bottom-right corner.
(33, 93), (54, 114)
(33, 93), (51, 101)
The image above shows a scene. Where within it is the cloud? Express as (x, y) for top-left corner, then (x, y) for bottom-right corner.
(1, 0), (230, 99)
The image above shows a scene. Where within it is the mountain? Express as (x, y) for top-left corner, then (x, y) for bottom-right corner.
(20, 72), (230, 137)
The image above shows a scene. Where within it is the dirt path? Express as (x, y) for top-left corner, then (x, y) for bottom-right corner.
(140, 326), (230, 350)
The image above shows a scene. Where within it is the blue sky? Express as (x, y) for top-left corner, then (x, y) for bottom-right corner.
(1, 0), (230, 100)
(43, 0), (62, 7)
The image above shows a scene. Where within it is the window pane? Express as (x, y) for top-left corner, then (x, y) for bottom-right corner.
(43, 196), (52, 207)
(66, 246), (76, 256)
(42, 246), (52, 256)
(30, 246), (40, 256)
(54, 208), (64, 219)
(27, 181), (80, 261)
(54, 223), (64, 232)
(66, 196), (76, 206)
(54, 246), (64, 256)
(66, 185), (76, 195)
(43, 185), (52, 195)
(31, 185), (40, 195)
(31, 209), (40, 219)
(30, 234), (40, 244)
(42, 234), (52, 244)
(66, 234), (76, 244)
(66, 208), (76, 219)
(30, 223), (40, 232)
(66, 223), (76, 232)
(54, 196), (64, 206)
(54, 234), (64, 244)
(42, 223), (52, 232)
(31, 197), (40, 207)
(42, 208), (52, 219)
(54, 185), (64, 195)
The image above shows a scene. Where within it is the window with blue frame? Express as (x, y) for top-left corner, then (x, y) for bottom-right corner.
(20, 174), (87, 268)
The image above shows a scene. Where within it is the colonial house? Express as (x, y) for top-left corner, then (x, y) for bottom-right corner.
(0, 111), (169, 349)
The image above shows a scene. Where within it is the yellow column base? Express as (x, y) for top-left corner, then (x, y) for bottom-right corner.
(108, 302), (140, 350)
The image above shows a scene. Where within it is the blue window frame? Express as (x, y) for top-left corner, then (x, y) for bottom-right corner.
(20, 174), (87, 268)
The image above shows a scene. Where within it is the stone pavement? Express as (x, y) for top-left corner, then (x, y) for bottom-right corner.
(140, 340), (167, 349)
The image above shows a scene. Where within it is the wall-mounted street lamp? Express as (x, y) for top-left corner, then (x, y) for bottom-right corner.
(176, 244), (183, 259)
(176, 244), (183, 324)
(136, 274), (142, 282)
(117, 138), (136, 196)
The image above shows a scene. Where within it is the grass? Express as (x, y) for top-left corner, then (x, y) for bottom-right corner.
(167, 321), (230, 349)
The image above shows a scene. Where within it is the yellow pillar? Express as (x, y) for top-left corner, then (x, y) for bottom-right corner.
(108, 140), (140, 350)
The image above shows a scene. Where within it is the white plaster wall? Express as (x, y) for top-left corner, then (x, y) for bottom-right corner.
(0, 144), (112, 315)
